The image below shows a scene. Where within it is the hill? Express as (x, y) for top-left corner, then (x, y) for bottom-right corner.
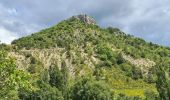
(1, 14), (170, 100)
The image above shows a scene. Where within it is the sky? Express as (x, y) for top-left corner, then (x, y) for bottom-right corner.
(0, 0), (170, 46)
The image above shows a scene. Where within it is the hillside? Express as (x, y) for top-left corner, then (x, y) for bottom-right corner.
(1, 14), (170, 100)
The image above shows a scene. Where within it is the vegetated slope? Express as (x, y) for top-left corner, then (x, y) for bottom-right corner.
(6, 14), (170, 99)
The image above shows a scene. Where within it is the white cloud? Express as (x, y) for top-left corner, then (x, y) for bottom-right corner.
(7, 8), (18, 15)
(0, 27), (18, 44)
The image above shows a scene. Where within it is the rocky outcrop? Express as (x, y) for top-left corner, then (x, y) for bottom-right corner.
(122, 54), (156, 77)
(8, 47), (97, 78)
(72, 14), (96, 25)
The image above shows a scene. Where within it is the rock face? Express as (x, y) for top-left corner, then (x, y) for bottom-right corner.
(73, 14), (96, 25)
(122, 54), (156, 77)
(9, 47), (97, 78)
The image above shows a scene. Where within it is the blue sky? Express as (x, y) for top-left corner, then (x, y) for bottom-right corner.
(0, 0), (170, 46)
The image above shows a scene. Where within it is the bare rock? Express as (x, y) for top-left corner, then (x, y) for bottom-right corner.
(72, 14), (96, 25)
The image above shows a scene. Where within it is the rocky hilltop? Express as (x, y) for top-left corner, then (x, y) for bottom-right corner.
(72, 14), (96, 25)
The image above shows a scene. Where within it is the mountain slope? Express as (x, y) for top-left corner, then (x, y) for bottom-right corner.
(2, 14), (170, 99)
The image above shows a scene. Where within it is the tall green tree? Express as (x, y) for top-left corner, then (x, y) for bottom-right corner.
(49, 62), (69, 100)
(49, 64), (63, 89)
(156, 64), (170, 100)
(61, 62), (69, 100)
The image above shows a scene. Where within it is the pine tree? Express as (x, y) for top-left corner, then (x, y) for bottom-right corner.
(49, 62), (69, 100)
(49, 64), (63, 89)
(61, 61), (69, 100)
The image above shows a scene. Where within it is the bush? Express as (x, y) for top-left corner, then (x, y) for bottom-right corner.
(144, 90), (158, 100)
(116, 54), (125, 65)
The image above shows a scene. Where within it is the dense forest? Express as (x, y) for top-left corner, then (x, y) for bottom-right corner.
(0, 15), (170, 100)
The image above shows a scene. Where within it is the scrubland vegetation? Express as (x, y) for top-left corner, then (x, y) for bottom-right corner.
(1, 15), (170, 100)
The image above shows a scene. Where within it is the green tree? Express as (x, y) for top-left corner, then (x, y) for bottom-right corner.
(19, 70), (64, 100)
(131, 66), (143, 80)
(156, 64), (170, 100)
(71, 77), (113, 100)
(49, 64), (63, 89)
(116, 53), (125, 65)
(144, 90), (158, 100)
(49, 62), (69, 100)
(0, 51), (32, 99)
(61, 62), (69, 100)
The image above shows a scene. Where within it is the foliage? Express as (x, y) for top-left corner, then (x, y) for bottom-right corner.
(144, 90), (158, 100)
(71, 77), (113, 100)
(156, 64), (170, 100)
(2, 15), (170, 99)
(49, 65), (63, 89)
(49, 63), (69, 100)
(0, 51), (32, 99)
(19, 82), (64, 100)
